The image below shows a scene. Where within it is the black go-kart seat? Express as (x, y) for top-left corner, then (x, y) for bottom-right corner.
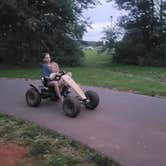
(42, 77), (53, 88)
(42, 76), (70, 97)
(41, 77), (59, 100)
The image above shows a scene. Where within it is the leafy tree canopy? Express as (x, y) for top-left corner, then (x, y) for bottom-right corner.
(0, 0), (98, 66)
(105, 0), (166, 66)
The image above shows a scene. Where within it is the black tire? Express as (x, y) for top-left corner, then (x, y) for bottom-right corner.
(63, 97), (81, 118)
(26, 88), (41, 107)
(85, 91), (99, 110)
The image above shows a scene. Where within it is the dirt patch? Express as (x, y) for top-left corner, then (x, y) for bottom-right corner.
(0, 143), (29, 166)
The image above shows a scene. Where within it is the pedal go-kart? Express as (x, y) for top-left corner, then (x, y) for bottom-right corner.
(25, 71), (99, 118)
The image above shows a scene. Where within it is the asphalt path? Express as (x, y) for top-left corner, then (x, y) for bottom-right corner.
(0, 78), (166, 166)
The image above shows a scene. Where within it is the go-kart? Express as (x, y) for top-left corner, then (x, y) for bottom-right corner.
(25, 71), (99, 118)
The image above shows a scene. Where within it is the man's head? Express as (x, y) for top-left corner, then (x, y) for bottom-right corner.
(51, 62), (59, 73)
(43, 53), (51, 63)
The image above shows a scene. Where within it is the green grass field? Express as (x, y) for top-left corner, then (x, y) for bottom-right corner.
(0, 49), (166, 97)
(0, 113), (117, 166)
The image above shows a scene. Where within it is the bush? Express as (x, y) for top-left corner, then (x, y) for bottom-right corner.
(145, 46), (166, 66)
(54, 39), (84, 66)
(113, 41), (166, 66)
(113, 41), (147, 65)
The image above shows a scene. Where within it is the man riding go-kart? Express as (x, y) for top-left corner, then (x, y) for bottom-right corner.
(41, 53), (64, 102)
(25, 53), (100, 118)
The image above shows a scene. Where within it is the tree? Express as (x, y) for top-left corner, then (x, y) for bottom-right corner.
(102, 26), (118, 51)
(0, 0), (98, 66)
(106, 0), (166, 66)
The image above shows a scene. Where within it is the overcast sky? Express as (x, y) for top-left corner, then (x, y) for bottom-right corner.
(83, 0), (124, 41)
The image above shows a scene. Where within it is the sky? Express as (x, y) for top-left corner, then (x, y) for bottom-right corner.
(83, 0), (124, 41)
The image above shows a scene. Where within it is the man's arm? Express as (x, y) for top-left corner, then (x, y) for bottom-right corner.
(41, 64), (50, 78)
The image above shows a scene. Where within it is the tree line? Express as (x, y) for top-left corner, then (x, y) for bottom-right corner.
(104, 0), (166, 66)
(0, 0), (98, 66)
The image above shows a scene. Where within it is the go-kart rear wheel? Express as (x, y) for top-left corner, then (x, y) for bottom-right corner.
(26, 88), (41, 107)
(85, 91), (99, 110)
(63, 97), (81, 118)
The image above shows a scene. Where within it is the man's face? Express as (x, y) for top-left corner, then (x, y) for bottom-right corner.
(44, 54), (51, 63)
(51, 62), (58, 72)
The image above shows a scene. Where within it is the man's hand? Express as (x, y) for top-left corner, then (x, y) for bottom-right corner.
(49, 73), (57, 80)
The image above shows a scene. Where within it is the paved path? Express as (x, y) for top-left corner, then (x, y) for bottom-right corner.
(0, 78), (166, 166)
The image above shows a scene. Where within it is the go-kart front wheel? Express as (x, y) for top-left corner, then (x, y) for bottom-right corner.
(62, 97), (81, 118)
(26, 88), (41, 107)
(85, 91), (99, 110)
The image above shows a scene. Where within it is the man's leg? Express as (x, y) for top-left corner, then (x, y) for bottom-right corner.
(51, 81), (64, 102)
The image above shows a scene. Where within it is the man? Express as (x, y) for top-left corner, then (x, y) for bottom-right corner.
(41, 53), (63, 102)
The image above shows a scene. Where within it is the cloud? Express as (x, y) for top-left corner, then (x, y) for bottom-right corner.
(83, 22), (110, 41)
(87, 22), (110, 32)
(83, 1), (125, 41)
(83, 31), (102, 41)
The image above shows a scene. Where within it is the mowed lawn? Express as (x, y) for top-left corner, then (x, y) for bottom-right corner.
(0, 113), (117, 166)
(0, 49), (166, 97)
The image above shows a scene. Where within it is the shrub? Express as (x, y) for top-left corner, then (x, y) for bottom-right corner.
(113, 41), (166, 66)
(144, 46), (166, 66)
(113, 41), (147, 65)
(54, 39), (84, 66)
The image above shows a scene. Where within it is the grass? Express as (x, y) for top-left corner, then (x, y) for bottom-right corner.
(0, 113), (118, 166)
(0, 49), (166, 96)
